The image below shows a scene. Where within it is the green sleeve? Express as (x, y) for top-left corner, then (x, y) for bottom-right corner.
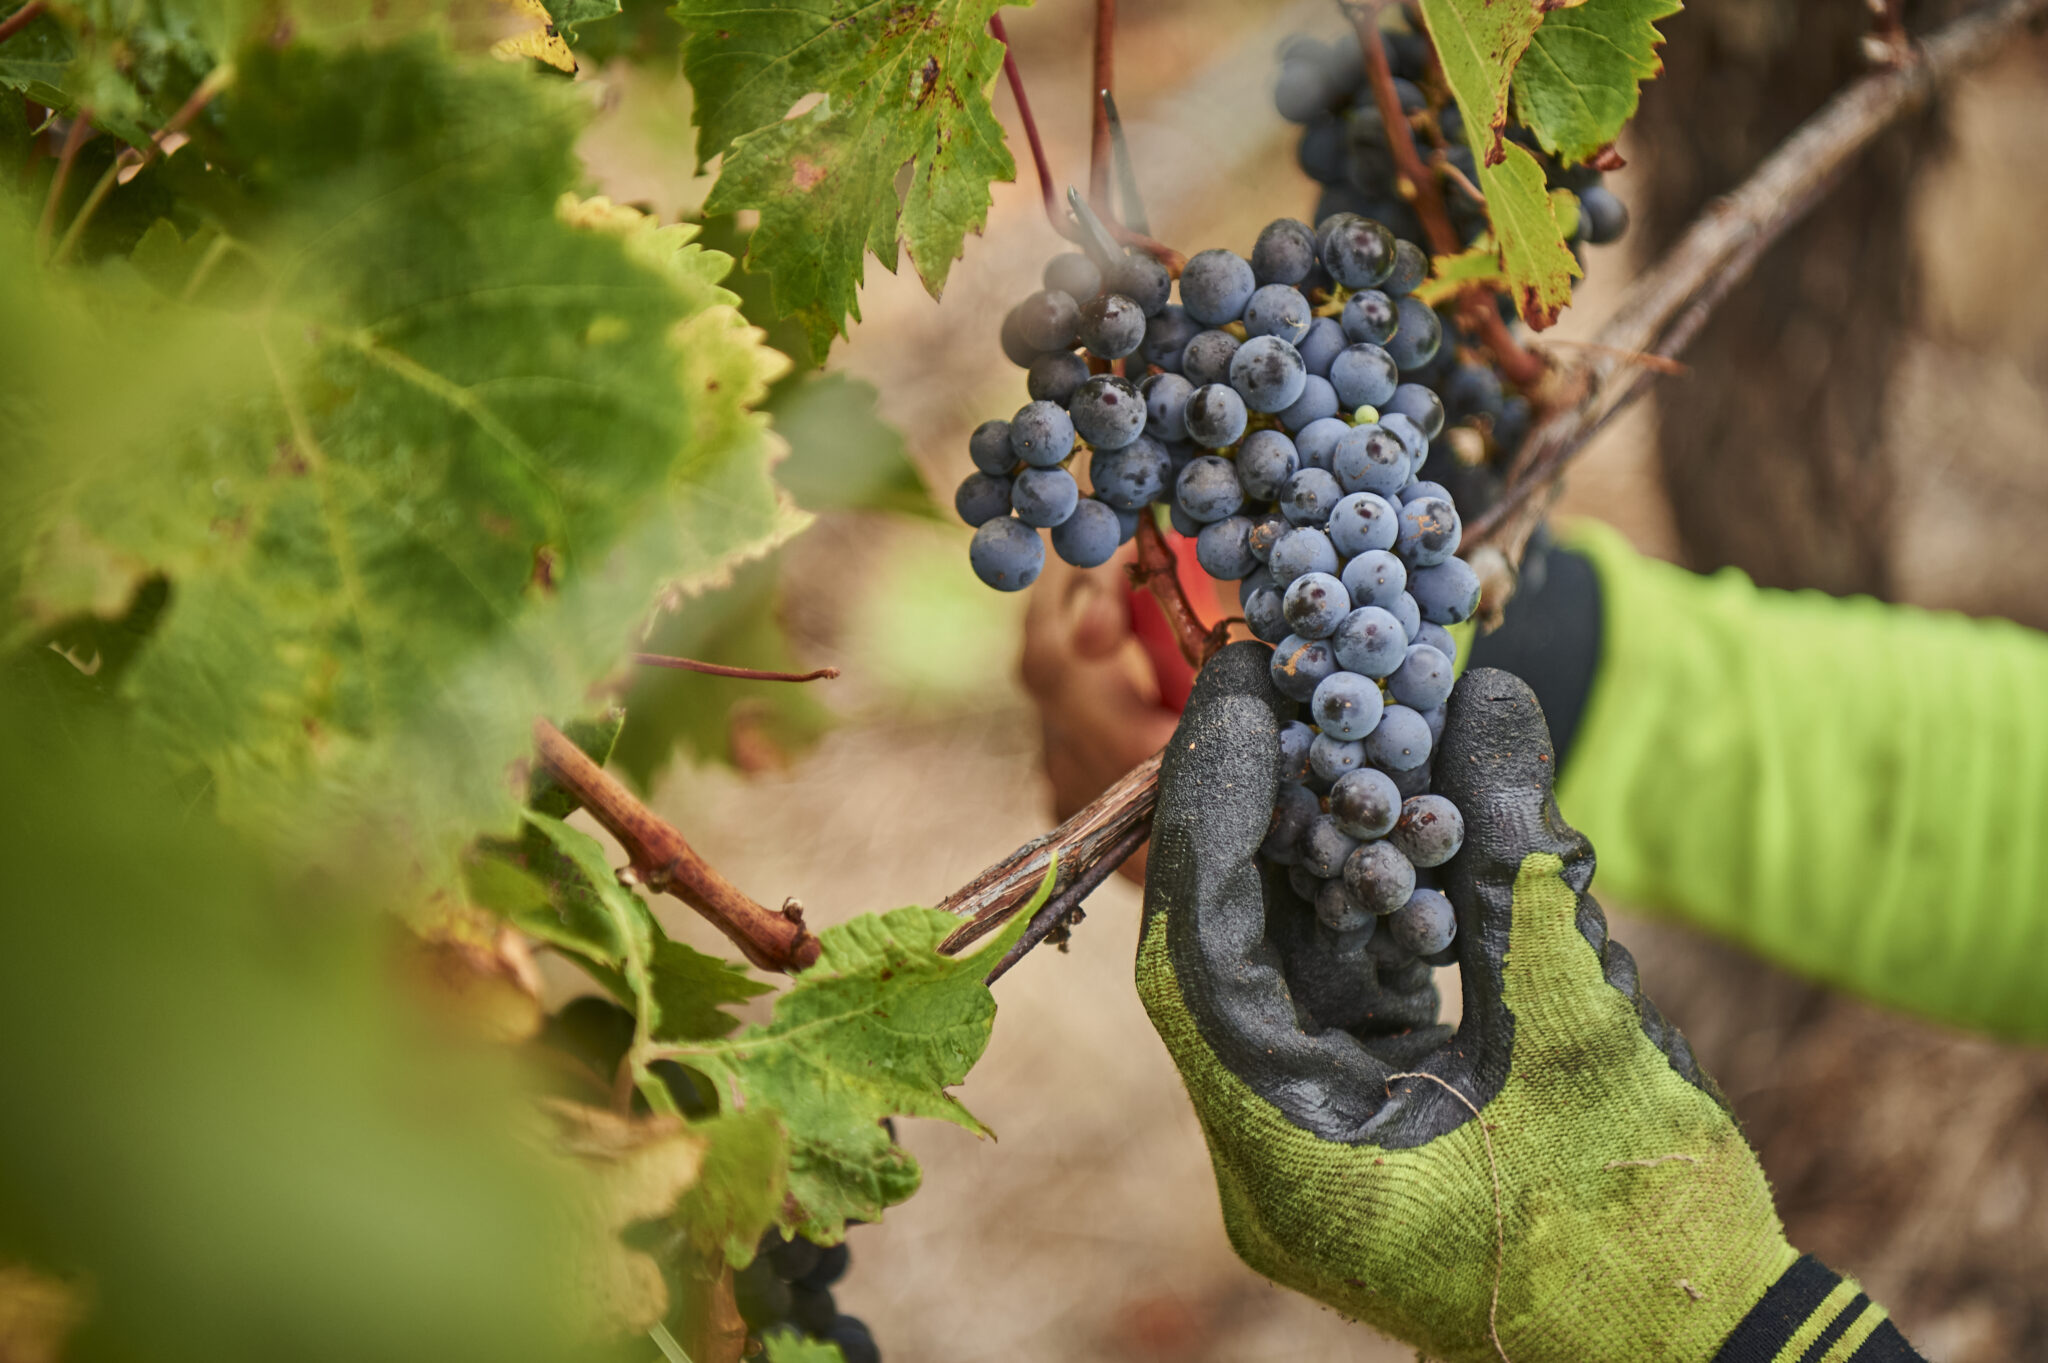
(1555, 521), (2048, 1042)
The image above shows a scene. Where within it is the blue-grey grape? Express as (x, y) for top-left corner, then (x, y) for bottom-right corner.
(1401, 480), (1452, 505)
(1243, 575), (1289, 643)
(1262, 781), (1320, 864)
(1327, 491), (1399, 557)
(1079, 293), (1145, 359)
(1302, 814), (1359, 879)
(1384, 383), (1445, 439)
(1331, 604), (1407, 677)
(1109, 251), (1173, 316)
(1141, 372), (1193, 442)
(1282, 571), (1350, 638)
(1050, 497), (1121, 567)
(969, 516), (1045, 591)
(1196, 515), (1257, 579)
(1289, 863), (1325, 903)
(1270, 633), (1338, 701)
(1444, 363), (1504, 424)
(1181, 330), (1241, 388)
(1341, 290), (1397, 345)
(1316, 213), (1396, 289)
(1243, 284), (1313, 344)
(1143, 307), (1201, 371)
(1294, 416), (1351, 471)
(1230, 335), (1308, 413)
(954, 471), (1012, 527)
(1237, 429), (1300, 501)
(1016, 289), (1081, 351)
(1278, 467), (1344, 526)
(1391, 794), (1464, 868)
(1316, 878), (1374, 933)
(1385, 297), (1442, 370)
(1011, 466), (1078, 527)
(1269, 525), (1339, 586)
(1168, 498), (1201, 538)
(1343, 839), (1416, 915)
(1176, 455), (1245, 523)
(1247, 512), (1290, 564)
(1277, 720), (1315, 783)
(1396, 496), (1461, 567)
(1341, 549), (1406, 610)
(1070, 375), (1145, 451)
(1279, 374), (1340, 431)
(1184, 384), (1249, 447)
(1379, 411), (1427, 467)
(1332, 423), (1409, 498)
(1044, 252), (1101, 301)
(1329, 343), (1399, 410)
(1010, 401), (1075, 467)
(1027, 351), (1089, 405)
(1252, 217), (1319, 286)
(1088, 440), (1169, 510)
(1296, 316), (1348, 377)
(1311, 668), (1384, 740)
(1578, 185), (1629, 244)
(1390, 591), (1422, 639)
(1416, 621), (1456, 664)
(970, 419), (1016, 475)
(1410, 556), (1481, 624)
(1310, 732), (1367, 783)
(1382, 239), (1427, 298)
(1180, 248), (1258, 325)
(1366, 703), (1432, 771)
(1421, 701), (1447, 745)
(1330, 766), (1401, 840)
(1000, 305), (1040, 368)
(1389, 642), (1453, 709)
(1389, 888), (1455, 955)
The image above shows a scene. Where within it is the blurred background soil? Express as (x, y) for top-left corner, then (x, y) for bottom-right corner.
(571, 2), (2048, 1358)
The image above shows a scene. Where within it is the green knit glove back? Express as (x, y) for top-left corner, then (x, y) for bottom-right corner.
(1136, 645), (1795, 1361)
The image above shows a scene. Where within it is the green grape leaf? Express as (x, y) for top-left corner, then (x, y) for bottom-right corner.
(1513, 0), (1681, 166)
(675, 0), (1016, 361)
(1417, 0), (1581, 327)
(0, 1), (73, 108)
(1411, 242), (1508, 306)
(669, 1107), (790, 1266)
(543, 0), (624, 29)
(650, 937), (772, 1043)
(6, 42), (807, 878)
(764, 1333), (847, 1363)
(655, 867), (1053, 1242)
(771, 372), (935, 519)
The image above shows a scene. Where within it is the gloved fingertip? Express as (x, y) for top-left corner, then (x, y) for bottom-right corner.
(1434, 667), (1561, 809)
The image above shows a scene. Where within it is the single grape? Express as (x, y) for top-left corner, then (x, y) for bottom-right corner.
(1288, 863), (1326, 903)
(1237, 429), (1300, 501)
(1185, 384), (1249, 448)
(1389, 888), (1456, 955)
(969, 419), (1016, 475)
(1341, 290), (1397, 345)
(1401, 480), (1452, 505)
(1244, 284), (1313, 345)
(765, 1231), (823, 1283)
(1274, 55), (1340, 124)
(1079, 292), (1146, 359)
(1382, 239), (1428, 297)
(1296, 316), (1348, 377)
(1388, 642), (1453, 709)
(1415, 621), (1457, 665)
(1390, 590), (1422, 639)
(954, 471), (1012, 527)
(1332, 423), (1409, 498)
(1327, 491), (1398, 557)
(1263, 780), (1321, 862)
(733, 1257), (793, 1330)
(1181, 329), (1242, 388)
(1392, 794), (1464, 868)
(1278, 467), (1344, 526)
(1302, 813), (1359, 879)
(1385, 297), (1443, 370)
(1330, 766), (1401, 840)
(1316, 213), (1397, 288)
(1396, 496), (1462, 567)
(796, 1242), (850, 1291)
(826, 1316), (881, 1363)
(1277, 720), (1315, 783)
(1070, 374), (1146, 451)
(1009, 400), (1076, 467)
(969, 516), (1045, 591)
(1196, 515), (1257, 579)
(1329, 343), (1400, 410)
(1088, 439), (1170, 511)
(1180, 248), (1258, 325)
(1176, 455), (1245, 523)
(1051, 497), (1121, 567)
(1268, 525), (1339, 586)
(1246, 512), (1290, 564)
(1444, 364), (1505, 425)
(1243, 575), (1289, 643)
(1420, 701), (1447, 744)
(1109, 251), (1173, 316)
(1579, 185), (1629, 244)
(1309, 732), (1367, 783)
(1283, 570), (1350, 638)
(1168, 499), (1201, 538)
(1115, 506), (1141, 544)
(1366, 703), (1432, 771)
(1142, 372), (1193, 442)
(1379, 411), (1428, 468)
(1252, 217), (1319, 285)
(1143, 306), (1202, 372)
(1017, 289), (1081, 351)
(786, 1288), (837, 1340)
(1230, 335), (1309, 413)
(1279, 373), (1340, 431)
(1316, 877), (1374, 933)
(1311, 667), (1383, 740)
(1027, 351), (1089, 406)
(1330, 603), (1407, 677)
(1410, 556), (1481, 624)
(1294, 415), (1351, 471)
(1343, 838), (1416, 915)
(1044, 251), (1102, 301)
(1011, 466), (1079, 527)
(1001, 305), (1043, 369)
(1340, 549), (1407, 612)
(1384, 383), (1445, 439)
(1269, 633), (1338, 702)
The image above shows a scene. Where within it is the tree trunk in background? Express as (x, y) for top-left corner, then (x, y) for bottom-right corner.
(1629, 5), (2048, 1359)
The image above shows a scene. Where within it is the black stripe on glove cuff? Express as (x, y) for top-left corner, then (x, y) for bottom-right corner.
(1712, 1256), (1927, 1362)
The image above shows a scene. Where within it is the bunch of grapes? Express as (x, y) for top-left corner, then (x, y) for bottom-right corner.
(956, 212), (1474, 976)
(734, 1228), (880, 1363)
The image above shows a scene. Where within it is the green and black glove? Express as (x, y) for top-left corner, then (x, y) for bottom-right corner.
(1137, 643), (1925, 1362)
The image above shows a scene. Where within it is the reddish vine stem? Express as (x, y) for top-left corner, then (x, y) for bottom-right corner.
(34, 108), (91, 259)
(0, 0), (46, 44)
(631, 654), (839, 683)
(989, 14), (1070, 238)
(531, 719), (820, 973)
(1127, 513), (1214, 668)
(1088, 0), (1116, 215)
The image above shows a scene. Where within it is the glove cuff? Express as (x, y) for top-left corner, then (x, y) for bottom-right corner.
(1712, 1255), (1924, 1362)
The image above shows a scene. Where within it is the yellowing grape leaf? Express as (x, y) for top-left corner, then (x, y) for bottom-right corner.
(655, 871), (1052, 1242)
(1513, 0), (1681, 165)
(675, 0), (1017, 361)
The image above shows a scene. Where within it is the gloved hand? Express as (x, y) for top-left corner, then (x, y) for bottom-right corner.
(1136, 643), (1923, 1362)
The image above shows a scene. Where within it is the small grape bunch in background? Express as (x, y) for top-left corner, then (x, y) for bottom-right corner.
(956, 212), (1475, 986)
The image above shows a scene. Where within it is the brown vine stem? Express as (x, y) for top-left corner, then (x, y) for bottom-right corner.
(1088, 0), (1116, 216)
(1128, 512), (1217, 668)
(0, 0), (46, 44)
(531, 719), (820, 973)
(631, 654), (838, 683)
(981, 821), (1149, 983)
(989, 14), (1072, 239)
(1465, 0), (2048, 574)
(34, 107), (91, 261)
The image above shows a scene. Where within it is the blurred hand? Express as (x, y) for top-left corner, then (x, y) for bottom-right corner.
(1020, 546), (1179, 882)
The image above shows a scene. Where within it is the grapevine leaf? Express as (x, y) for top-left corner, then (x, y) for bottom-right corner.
(649, 938), (772, 1043)
(524, 812), (663, 1015)
(675, 0), (1017, 361)
(1411, 242), (1508, 307)
(770, 372), (935, 519)
(1417, 0), (1581, 326)
(1512, 0), (1681, 165)
(543, 0), (625, 29)
(657, 866), (1055, 1242)
(6, 42), (807, 878)
(0, 1), (72, 108)
(669, 1107), (790, 1266)
(764, 1333), (848, 1363)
